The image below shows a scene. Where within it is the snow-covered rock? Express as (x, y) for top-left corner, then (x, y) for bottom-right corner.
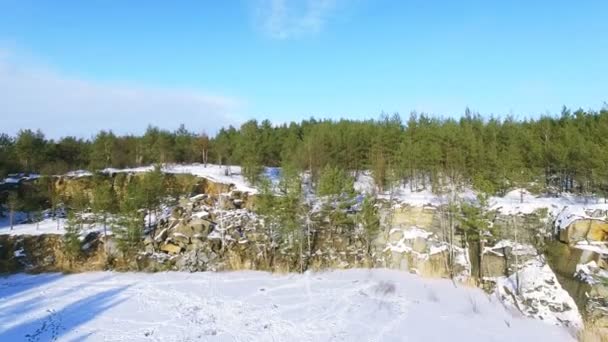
(574, 261), (608, 285)
(494, 258), (583, 330)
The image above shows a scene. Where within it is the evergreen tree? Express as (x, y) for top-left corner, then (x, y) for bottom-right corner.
(138, 166), (166, 238)
(238, 120), (264, 184)
(317, 165), (354, 196)
(255, 176), (281, 267)
(91, 178), (117, 241)
(63, 211), (82, 261)
(459, 193), (494, 281)
(112, 182), (145, 256)
(358, 195), (380, 256)
(15, 129), (46, 172)
(90, 131), (118, 169)
(277, 165), (305, 271)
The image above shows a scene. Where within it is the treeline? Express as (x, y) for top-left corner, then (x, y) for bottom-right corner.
(2, 107), (608, 195)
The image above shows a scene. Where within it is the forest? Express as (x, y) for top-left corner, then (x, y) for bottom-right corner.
(2, 106), (608, 196)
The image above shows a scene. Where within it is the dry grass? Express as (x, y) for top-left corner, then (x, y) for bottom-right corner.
(578, 323), (608, 342)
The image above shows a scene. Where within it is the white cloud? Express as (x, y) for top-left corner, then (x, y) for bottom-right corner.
(0, 51), (243, 138)
(254, 0), (340, 39)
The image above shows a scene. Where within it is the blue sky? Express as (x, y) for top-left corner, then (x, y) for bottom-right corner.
(0, 0), (607, 138)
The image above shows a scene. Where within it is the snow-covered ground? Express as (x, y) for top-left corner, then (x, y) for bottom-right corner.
(0, 214), (105, 237)
(0, 269), (574, 342)
(103, 164), (257, 193)
(354, 172), (608, 218)
(0, 173), (40, 185)
(0, 216), (66, 236)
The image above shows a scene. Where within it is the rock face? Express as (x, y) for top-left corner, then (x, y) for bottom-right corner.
(548, 212), (608, 333)
(0, 233), (107, 273)
(559, 218), (608, 246)
(382, 226), (470, 279)
(482, 240), (538, 278)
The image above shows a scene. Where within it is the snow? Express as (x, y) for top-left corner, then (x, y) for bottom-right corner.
(102, 164), (257, 194)
(574, 261), (608, 285)
(388, 226), (432, 240)
(0, 269), (575, 341)
(355, 172), (478, 207)
(207, 230), (222, 240)
(189, 194), (206, 201)
(429, 244), (448, 255)
(573, 241), (608, 255)
(353, 172), (376, 194)
(13, 248), (25, 258)
(0, 216), (105, 237)
(1, 173), (40, 185)
(65, 170), (93, 178)
(483, 240), (538, 257)
(554, 205), (608, 231)
(354, 170), (608, 220)
(494, 258), (583, 330)
(192, 210), (209, 219)
(491, 190), (608, 219)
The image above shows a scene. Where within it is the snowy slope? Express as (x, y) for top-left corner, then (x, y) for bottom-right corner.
(0, 269), (574, 341)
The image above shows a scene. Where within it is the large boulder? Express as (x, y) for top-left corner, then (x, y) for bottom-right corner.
(160, 243), (182, 255)
(560, 219), (608, 244)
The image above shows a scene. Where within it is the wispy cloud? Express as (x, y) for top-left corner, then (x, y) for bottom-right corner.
(254, 0), (340, 39)
(0, 50), (244, 138)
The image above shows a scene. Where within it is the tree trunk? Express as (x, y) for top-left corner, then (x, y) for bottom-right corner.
(449, 206), (455, 279)
(148, 209), (152, 230)
(9, 209), (14, 230)
(103, 215), (108, 253)
(478, 239), (484, 280)
(299, 234), (304, 273)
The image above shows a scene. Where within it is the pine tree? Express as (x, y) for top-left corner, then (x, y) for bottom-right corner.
(15, 129), (46, 172)
(138, 166), (166, 239)
(358, 195), (380, 257)
(277, 166), (305, 271)
(90, 130), (118, 169)
(92, 179), (117, 243)
(112, 182), (145, 256)
(238, 120), (264, 184)
(317, 165), (354, 197)
(459, 193), (493, 281)
(7, 191), (19, 230)
(63, 211), (82, 260)
(255, 176), (280, 267)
